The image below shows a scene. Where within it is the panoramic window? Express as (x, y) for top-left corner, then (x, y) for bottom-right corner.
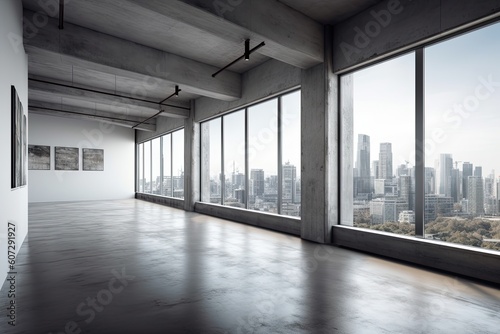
(137, 128), (184, 199)
(201, 119), (222, 204)
(281, 91), (301, 216)
(424, 22), (500, 251)
(341, 21), (500, 252)
(200, 90), (301, 217)
(138, 143), (144, 193)
(152, 137), (161, 195)
(223, 110), (246, 208)
(162, 133), (172, 197)
(248, 99), (279, 213)
(144, 140), (151, 194)
(172, 129), (185, 199)
(341, 53), (415, 236)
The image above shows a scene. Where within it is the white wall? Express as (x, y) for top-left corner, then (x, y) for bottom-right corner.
(28, 114), (135, 202)
(0, 0), (29, 287)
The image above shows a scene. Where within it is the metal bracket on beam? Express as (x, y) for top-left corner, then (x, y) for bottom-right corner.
(132, 85), (182, 129)
(212, 39), (265, 77)
(28, 78), (190, 111)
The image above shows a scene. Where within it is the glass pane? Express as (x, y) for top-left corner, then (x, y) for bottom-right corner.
(152, 138), (161, 195)
(281, 91), (301, 217)
(144, 141), (151, 194)
(248, 99), (278, 213)
(162, 134), (172, 197)
(172, 129), (184, 199)
(341, 53), (415, 236)
(138, 143), (143, 193)
(223, 110), (246, 208)
(425, 22), (500, 251)
(201, 119), (222, 204)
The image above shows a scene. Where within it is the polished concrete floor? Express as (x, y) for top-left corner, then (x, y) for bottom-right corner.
(0, 199), (499, 334)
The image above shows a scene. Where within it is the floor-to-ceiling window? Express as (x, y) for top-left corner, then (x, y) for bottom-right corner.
(223, 110), (246, 208)
(424, 22), (500, 250)
(341, 53), (415, 236)
(172, 129), (184, 199)
(138, 143), (144, 192)
(200, 89), (301, 217)
(136, 128), (185, 199)
(341, 21), (500, 251)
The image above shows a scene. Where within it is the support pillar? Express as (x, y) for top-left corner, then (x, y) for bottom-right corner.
(301, 25), (338, 243)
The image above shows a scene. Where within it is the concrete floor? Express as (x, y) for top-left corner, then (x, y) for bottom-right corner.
(1, 200), (499, 334)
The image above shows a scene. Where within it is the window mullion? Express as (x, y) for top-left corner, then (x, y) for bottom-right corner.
(415, 48), (425, 237)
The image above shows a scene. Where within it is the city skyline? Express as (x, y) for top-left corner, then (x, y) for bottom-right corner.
(352, 21), (500, 175)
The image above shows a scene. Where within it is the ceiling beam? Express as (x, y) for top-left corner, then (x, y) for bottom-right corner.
(29, 101), (157, 132)
(28, 78), (190, 119)
(23, 9), (241, 101)
(129, 0), (324, 69)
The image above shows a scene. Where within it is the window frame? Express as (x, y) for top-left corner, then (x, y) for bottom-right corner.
(200, 88), (301, 217)
(136, 127), (184, 199)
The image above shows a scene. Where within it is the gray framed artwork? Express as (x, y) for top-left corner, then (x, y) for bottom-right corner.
(82, 148), (104, 171)
(55, 147), (79, 170)
(28, 145), (51, 170)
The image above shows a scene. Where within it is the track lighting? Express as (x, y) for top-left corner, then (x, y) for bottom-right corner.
(212, 39), (265, 77)
(244, 39), (250, 61)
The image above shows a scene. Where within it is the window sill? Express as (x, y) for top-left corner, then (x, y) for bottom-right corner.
(332, 224), (500, 285)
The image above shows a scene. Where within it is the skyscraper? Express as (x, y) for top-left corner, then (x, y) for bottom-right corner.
(438, 153), (453, 197)
(462, 162), (473, 199)
(474, 166), (482, 177)
(282, 162), (297, 203)
(379, 143), (393, 181)
(451, 168), (461, 202)
(399, 175), (412, 210)
(372, 160), (379, 179)
(250, 169), (265, 196)
(355, 134), (371, 195)
(468, 176), (484, 216)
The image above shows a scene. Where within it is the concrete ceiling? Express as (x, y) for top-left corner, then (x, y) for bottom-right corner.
(279, 0), (383, 24)
(22, 0), (380, 131)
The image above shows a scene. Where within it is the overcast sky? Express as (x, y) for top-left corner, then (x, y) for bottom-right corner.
(353, 20), (500, 177)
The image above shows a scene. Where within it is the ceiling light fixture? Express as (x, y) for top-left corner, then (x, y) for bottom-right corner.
(59, 0), (64, 30)
(132, 85), (182, 129)
(212, 39), (265, 77)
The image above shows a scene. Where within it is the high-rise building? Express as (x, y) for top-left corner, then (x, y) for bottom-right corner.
(283, 162), (297, 203)
(355, 134), (371, 195)
(250, 169), (265, 196)
(468, 176), (484, 216)
(372, 160), (379, 179)
(451, 169), (461, 203)
(379, 143), (393, 181)
(437, 153), (453, 197)
(399, 175), (413, 210)
(424, 167), (435, 194)
(462, 162), (473, 199)
(474, 166), (482, 177)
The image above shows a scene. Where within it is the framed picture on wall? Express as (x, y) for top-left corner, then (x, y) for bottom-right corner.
(28, 145), (51, 170)
(82, 148), (104, 171)
(55, 146), (79, 171)
(11, 85), (27, 188)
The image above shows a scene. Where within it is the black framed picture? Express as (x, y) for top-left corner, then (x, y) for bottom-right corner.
(11, 85), (27, 188)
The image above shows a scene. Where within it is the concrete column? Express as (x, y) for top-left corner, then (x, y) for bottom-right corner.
(301, 26), (338, 244)
(184, 100), (200, 211)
